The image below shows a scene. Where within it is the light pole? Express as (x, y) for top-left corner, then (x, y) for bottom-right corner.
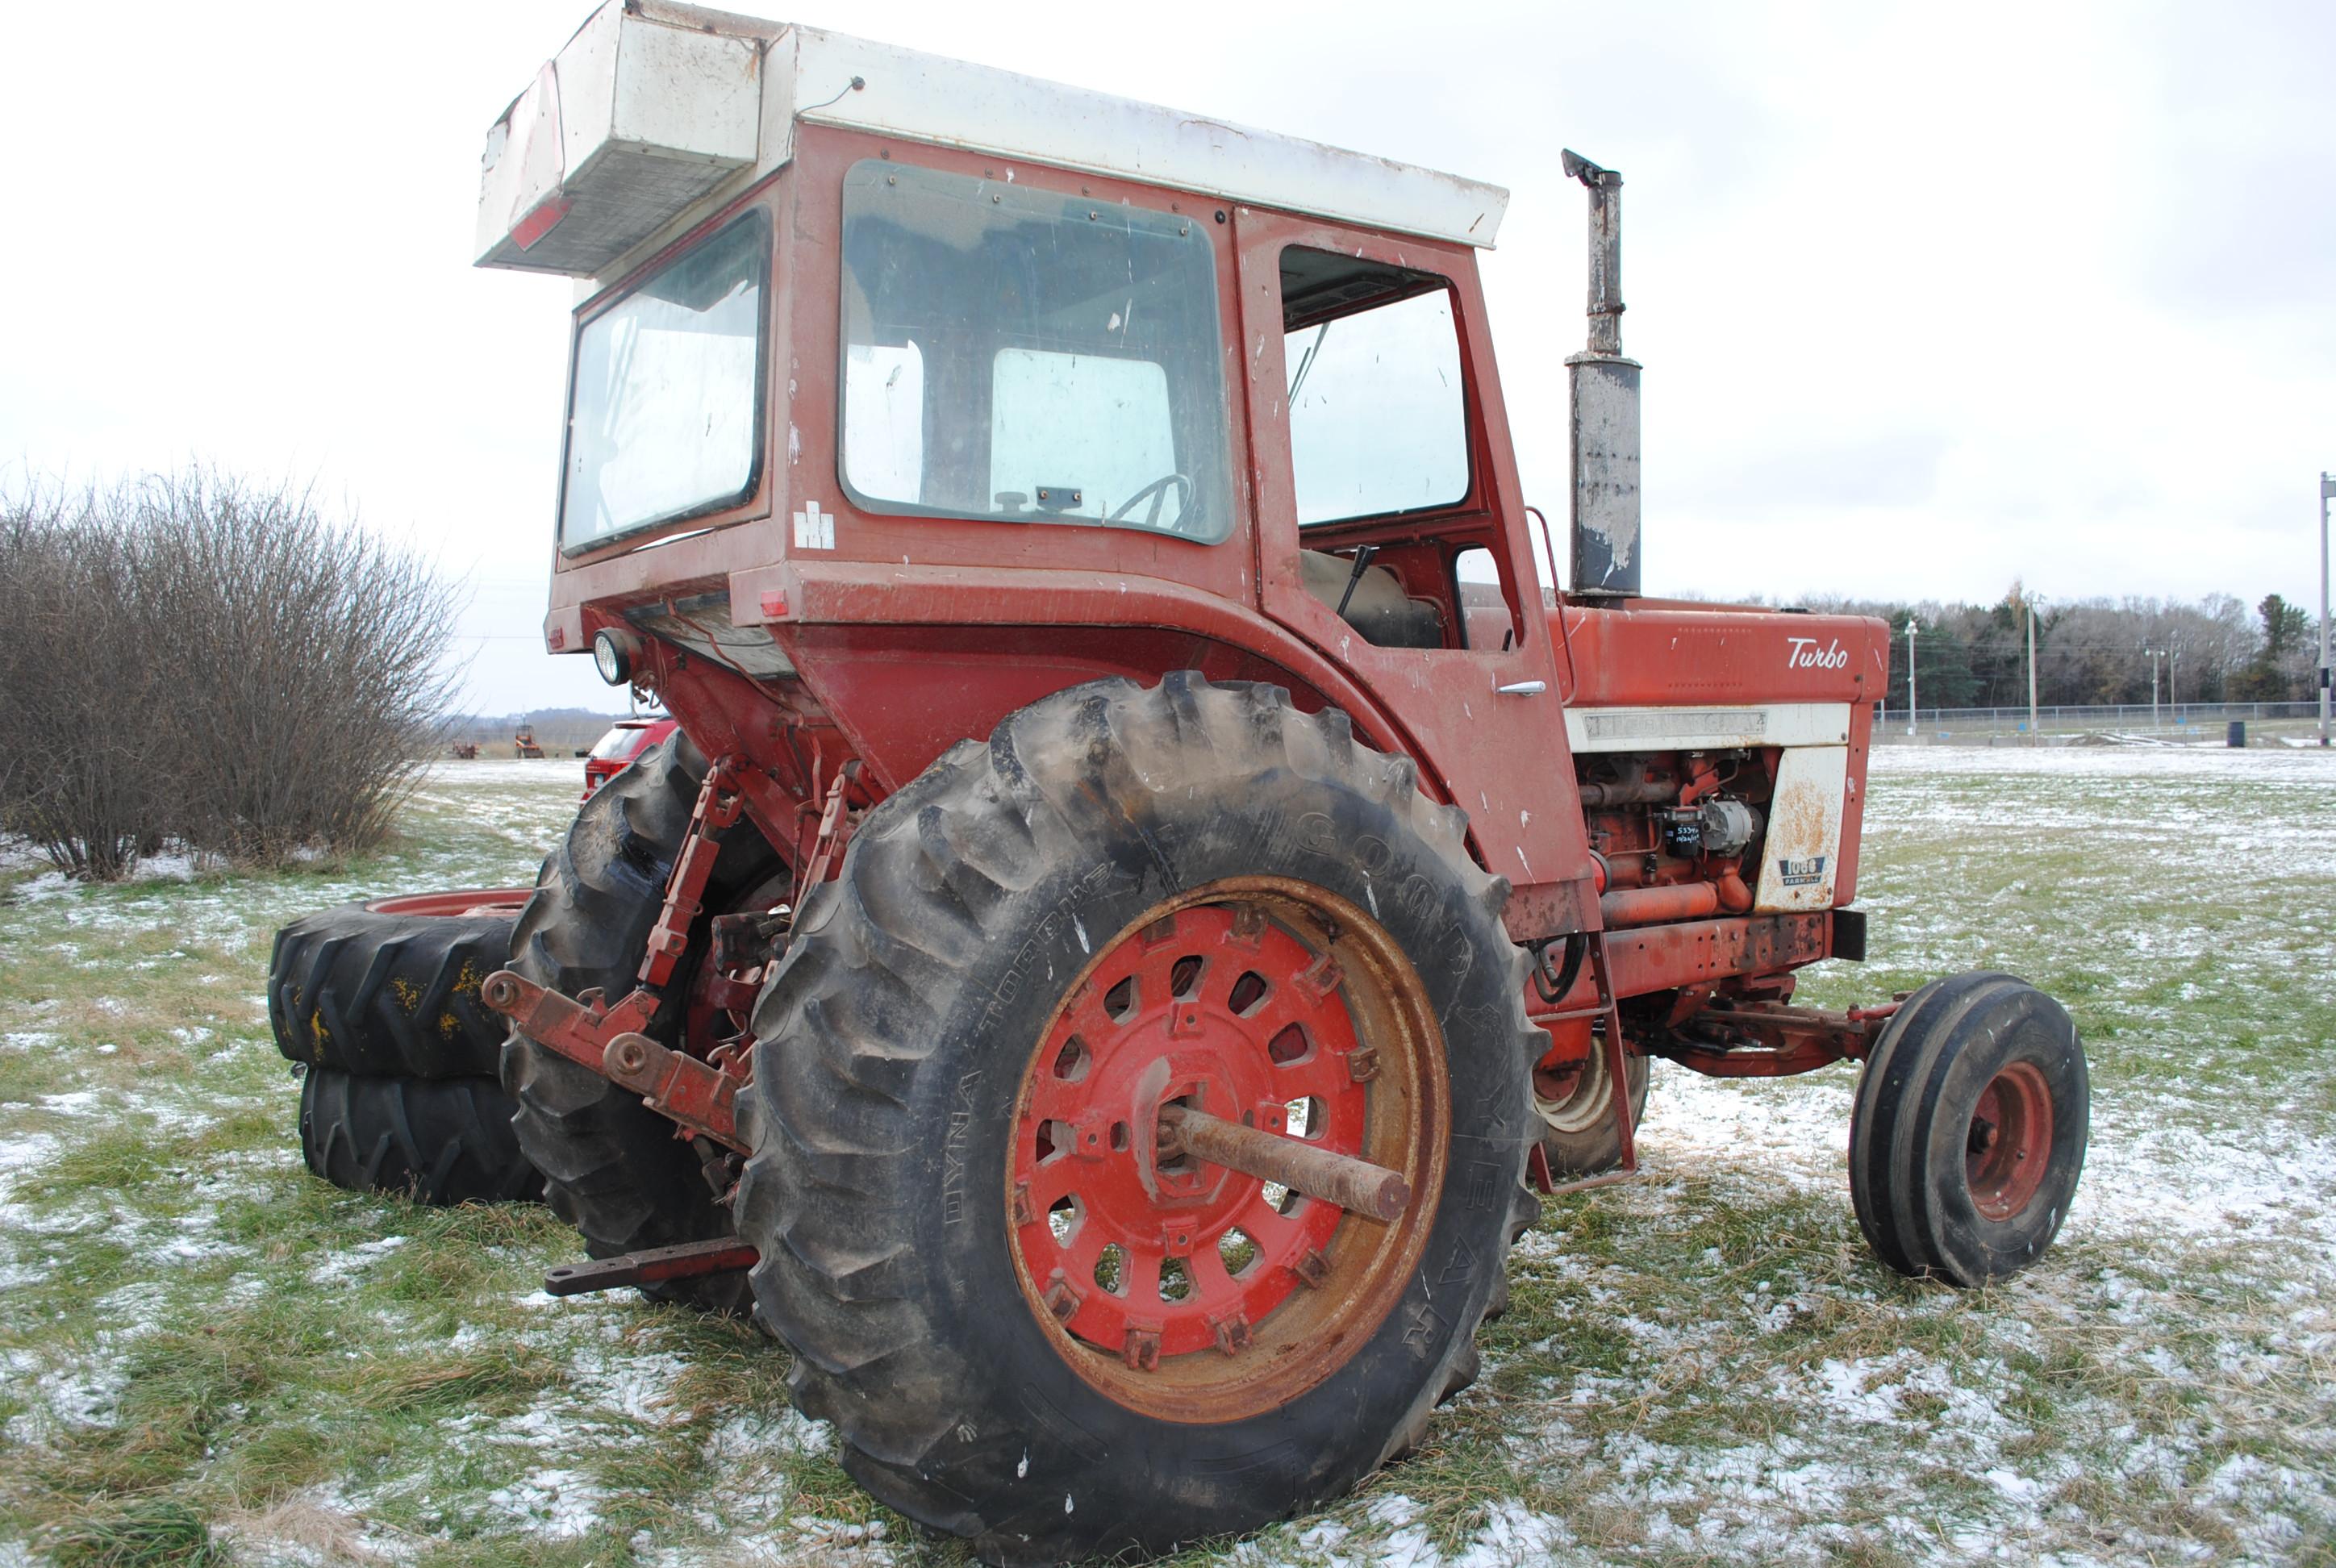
(2025, 593), (2043, 741)
(1906, 617), (1919, 737)
(2319, 472), (2331, 747)
(2144, 646), (2165, 731)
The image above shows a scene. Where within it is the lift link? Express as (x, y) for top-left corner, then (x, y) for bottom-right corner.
(542, 1236), (761, 1297)
(640, 757), (748, 990)
(479, 972), (750, 1151)
(480, 753), (761, 1153)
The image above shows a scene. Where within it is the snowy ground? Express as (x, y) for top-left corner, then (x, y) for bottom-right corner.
(0, 749), (2330, 1566)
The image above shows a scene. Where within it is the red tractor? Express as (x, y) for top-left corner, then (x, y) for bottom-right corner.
(456, 5), (2089, 1558)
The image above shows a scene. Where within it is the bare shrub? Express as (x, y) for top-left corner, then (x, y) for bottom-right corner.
(0, 469), (460, 878)
(0, 490), (169, 878)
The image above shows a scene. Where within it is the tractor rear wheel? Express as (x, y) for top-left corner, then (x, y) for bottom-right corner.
(734, 676), (1541, 1562)
(269, 890), (530, 1078)
(1849, 971), (2088, 1285)
(298, 1067), (541, 1205)
(1532, 1044), (1650, 1179)
(501, 733), (779, 1315)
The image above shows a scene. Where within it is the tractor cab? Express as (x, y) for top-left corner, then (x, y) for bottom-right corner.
(485, 0), (1579, 914)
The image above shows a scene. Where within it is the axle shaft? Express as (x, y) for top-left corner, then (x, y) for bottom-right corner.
(1157, 1103), (1410, 1222)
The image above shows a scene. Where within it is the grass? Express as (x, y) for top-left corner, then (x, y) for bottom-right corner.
(2, 748), (2333, 1565)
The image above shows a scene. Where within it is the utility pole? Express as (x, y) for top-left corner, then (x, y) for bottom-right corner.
(1907, 618), (1919, 737)
(2320, 472), (2331, 747)
(2145, 646), (2165, 731)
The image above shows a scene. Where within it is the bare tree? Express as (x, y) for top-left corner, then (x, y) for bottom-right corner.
(0, 469), (460, 878)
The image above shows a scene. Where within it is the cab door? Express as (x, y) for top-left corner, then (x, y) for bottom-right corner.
(1232, 209), (1597, 927)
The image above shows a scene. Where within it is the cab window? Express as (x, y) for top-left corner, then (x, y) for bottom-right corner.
(561, 211), (769, 551)
(839, 161), (1233, 540)
(1282, 248), (1468, 526)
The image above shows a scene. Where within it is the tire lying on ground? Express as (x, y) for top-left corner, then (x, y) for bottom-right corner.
(299, 1067), (543, 1205)
(501, 732), (782, 1316)
(269, 890), (532, 1079)
(736, 675), (1544, 1563)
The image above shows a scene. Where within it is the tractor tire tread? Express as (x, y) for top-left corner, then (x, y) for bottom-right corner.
(734, 674), (1541, 1562)
(269, 904), (518, 1079)
(298, 1067), (542, 1205)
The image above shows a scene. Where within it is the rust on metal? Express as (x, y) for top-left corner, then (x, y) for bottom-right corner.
(541, 1236), (759, 1296)
(602, 1031), (748, 1151)
(481, 972), (750, 1151)
(1642, 999), (1888, 1078)
(1157, 1103), (1409, 1223)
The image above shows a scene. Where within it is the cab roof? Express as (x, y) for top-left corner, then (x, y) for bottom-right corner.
(477, 1), (1510, 282)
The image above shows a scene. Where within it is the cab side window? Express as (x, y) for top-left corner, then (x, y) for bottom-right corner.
(1283, 250), (1469, 526)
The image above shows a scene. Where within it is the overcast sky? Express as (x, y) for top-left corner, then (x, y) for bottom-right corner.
(3, 1), (2329, 713)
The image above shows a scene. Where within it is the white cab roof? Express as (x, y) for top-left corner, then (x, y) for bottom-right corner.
(478, 1), (1509, 281)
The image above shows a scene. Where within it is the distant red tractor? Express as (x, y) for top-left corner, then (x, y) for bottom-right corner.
(414, 4), (2100, 1558)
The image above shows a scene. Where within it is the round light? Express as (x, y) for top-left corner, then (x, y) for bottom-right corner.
(592, 628), (634, 686)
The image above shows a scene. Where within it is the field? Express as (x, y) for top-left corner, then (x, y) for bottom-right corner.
(2, 747), (2332, 1566)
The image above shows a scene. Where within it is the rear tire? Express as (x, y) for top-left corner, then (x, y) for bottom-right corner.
(298, 1068), (542, 1205)
(735, 675), (1541, 1562)
(268, 893), (528, 1078)
(501, 734), (778, 1316)
(1849, 971), (2088, 1285)
(1532, 1045), (1650, 1179)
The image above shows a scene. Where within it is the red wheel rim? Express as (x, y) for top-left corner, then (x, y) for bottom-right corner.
(1007, 878), (1445, 1423)
(1966, 1061), (2054, 1221)
(361, 888), (535, 918)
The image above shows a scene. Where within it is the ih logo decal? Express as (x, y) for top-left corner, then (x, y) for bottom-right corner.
(792, 498), (835, 551)
(1777, 854), (1829, 888)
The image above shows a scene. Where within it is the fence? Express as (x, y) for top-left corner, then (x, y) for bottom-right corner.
(1873, 700), (2324, 743)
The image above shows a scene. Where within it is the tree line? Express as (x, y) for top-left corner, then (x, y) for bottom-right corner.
(1798, 587), (2326, 711)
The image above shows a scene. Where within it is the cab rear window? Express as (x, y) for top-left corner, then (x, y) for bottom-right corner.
(561, 212), (770, 551)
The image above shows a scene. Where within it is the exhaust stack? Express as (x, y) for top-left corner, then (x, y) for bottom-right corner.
(1563, 150), (1641, 598)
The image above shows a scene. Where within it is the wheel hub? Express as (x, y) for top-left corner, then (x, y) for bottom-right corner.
(1966, 1061), (2053, 1221)
(1013, 904), (1368, 1362)
(1007, 883), (1443, 1420)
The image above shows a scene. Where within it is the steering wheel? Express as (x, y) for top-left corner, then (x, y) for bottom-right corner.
(1107, 472), (1194, 528)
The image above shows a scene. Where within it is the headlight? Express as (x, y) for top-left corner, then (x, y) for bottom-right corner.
(592, 628), (640, 686)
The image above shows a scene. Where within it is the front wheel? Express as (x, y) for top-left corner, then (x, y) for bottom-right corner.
(734, 676), (1541, 1562)
(1849, 971), (2088, 1285)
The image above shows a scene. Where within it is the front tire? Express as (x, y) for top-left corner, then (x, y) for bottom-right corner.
(734, 675), (1541, 1562)
(1849, 971), (2088, 1285)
